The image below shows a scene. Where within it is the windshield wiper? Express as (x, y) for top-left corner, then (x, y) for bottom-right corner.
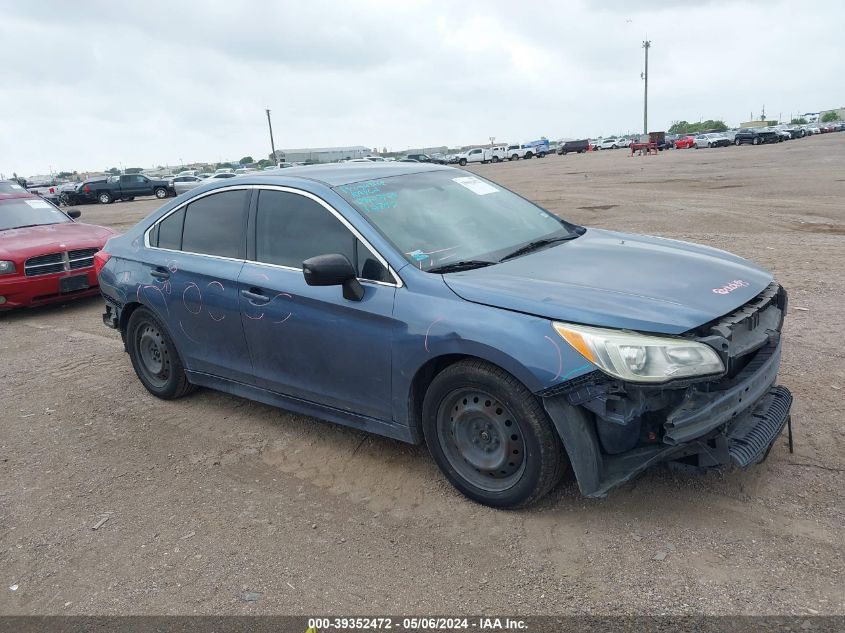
(499, 233), (581, 262)
(428, 260), (497, 274)
(3, 224), (44, 230)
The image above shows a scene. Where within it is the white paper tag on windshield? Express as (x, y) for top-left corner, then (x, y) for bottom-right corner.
(25, 199), (51, 209)
(452, 176), (499, 195)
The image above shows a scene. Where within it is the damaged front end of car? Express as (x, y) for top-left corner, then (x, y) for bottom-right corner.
(541, 281), (793, 497)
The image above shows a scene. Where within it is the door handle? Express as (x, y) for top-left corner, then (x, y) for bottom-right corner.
(150, 267), (170, 280)
(241, 288), (270, 304)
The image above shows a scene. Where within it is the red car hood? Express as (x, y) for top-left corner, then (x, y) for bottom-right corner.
(0, 222), (116, 262)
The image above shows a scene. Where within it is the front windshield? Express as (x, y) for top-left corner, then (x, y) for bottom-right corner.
(0, 181), (27, 194)
(335, 171), (580, 271)
(0, 199), (71, 231)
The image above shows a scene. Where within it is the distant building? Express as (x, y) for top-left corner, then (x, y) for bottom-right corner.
(274, 146), (371, 163)
(739, 119), (775, 128)
(818, 107), (845, 122)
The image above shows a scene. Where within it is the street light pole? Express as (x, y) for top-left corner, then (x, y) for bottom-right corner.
(266, 109), (277, 163)
(642, 40), (651, 135)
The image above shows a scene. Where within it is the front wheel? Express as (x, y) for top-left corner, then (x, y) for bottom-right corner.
(735, 138), (741, 146)
(510, 155), (519, 161)
(126, 307), (195, 400)
(154, 187), (168, 199)
(459, 158), (467, 166)
(753, 137), (761, 145)
(422, 360), (565, 508)
(98, 192), (113, 204)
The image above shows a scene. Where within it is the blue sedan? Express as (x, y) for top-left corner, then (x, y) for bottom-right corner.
(96, 163), (791, 507)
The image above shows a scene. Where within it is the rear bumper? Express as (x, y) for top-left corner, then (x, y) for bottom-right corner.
(543, 341), (792, 497)
(0, 269), (99, 310)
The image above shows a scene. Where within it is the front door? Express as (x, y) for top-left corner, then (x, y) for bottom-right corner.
(238, 188), (398, 421)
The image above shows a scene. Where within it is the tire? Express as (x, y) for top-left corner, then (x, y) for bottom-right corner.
(492, 156), (500, 163)
(525, 152), (533, 159)
(126, 307), (195, 400)
(154, 187), (168, 199)
(735, 138), (742, 146)
(753, 137), (761, 145)
(421, 359), (565, 508)
(459, 158), (467, 166)
(538, 152), (546, 158)
(708, 142), (713, 148)
(510, 155), (519, 161)
(98, 192), (113, 204)
(611, 145), (617, 149)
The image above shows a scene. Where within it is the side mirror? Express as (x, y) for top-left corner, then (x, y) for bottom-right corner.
(302, 253), (363, 301)
(67, 209), (82, 219)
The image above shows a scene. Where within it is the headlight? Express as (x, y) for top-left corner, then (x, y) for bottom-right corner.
(0, 260), (16, 275)
(553, 322), (724, 384)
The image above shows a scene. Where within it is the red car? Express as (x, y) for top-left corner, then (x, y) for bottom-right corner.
(674, 135), (696, 149)
(0, 183), (117, 310)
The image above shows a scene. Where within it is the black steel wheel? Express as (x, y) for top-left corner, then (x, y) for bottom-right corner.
(436, 388), (526, 491)
(126, 307), (194, 399)
(422, 360), (565, 508)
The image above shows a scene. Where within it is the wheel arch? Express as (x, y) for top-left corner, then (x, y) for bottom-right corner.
(405, 349), (545, 444)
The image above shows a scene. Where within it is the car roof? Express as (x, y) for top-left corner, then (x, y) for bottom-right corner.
(248, 161), (449, 187)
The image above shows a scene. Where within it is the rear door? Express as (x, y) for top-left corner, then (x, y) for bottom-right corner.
(143, 187), (253, 382)
(238, 187), (398, 420)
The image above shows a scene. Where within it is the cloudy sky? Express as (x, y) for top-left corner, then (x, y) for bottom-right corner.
(1, 0), (842, 177)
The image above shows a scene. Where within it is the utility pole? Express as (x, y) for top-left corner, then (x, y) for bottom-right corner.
(489, 136), (495, 149)
(266, 109), (277, 163)
(642, 40), (651, 135)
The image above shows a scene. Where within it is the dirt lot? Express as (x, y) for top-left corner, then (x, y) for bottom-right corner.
(1, 135), (843, 616)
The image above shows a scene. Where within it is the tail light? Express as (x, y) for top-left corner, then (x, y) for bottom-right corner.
(93, 251), (111, 277)
(84, 184), (91, 193)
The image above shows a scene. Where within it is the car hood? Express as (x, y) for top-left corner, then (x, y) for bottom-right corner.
(442, 229), (773, 334)
(0, 222), (116, 261)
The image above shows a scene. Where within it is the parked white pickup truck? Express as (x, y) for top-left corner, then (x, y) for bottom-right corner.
(505, 144), (539, 160)
(456, 146), (507, 166)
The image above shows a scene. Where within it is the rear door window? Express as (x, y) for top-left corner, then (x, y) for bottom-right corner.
(180, 190), (249, 258)
(156, 208), (185, 250)
(152, 190), (248, 256)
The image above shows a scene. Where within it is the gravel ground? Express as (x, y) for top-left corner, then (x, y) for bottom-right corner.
(1, 134), (843, 616)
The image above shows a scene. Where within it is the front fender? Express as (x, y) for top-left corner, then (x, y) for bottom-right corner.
(391, 275), (596, 426)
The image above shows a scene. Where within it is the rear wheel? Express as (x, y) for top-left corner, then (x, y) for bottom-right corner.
(492, 156), (500, 163)
(753, 137), (761, 145)
(126, 307), (195, 400)
(422, 360), (564, 508)
(510, 154), (519, 161)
